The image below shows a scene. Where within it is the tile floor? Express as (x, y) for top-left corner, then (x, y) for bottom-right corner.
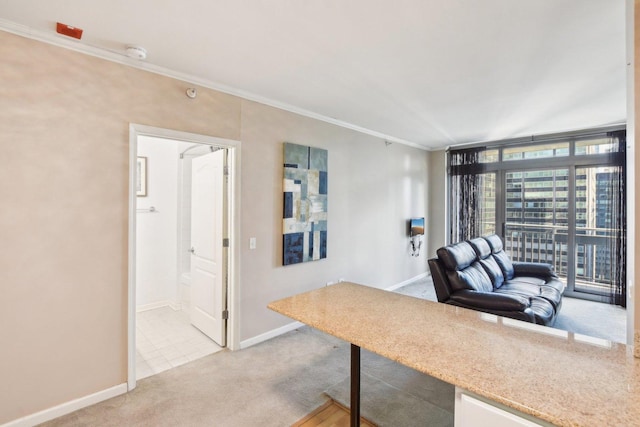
(136, 306), (224, 379)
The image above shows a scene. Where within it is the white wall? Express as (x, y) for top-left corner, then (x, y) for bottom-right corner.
(344, 138), (429, 286)
(136, 136), (179, 308)
(1, 31), (245, 424)
(0, 31), (430, 424)
(428, 149), (448, 256)
(239, 101), (430, 341)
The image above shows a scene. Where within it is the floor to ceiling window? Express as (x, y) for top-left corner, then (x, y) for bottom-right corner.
(448, 127), (626, 305)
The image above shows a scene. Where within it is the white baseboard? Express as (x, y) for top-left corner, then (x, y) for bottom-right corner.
(386, 272), (429, 292)
(239, 321), (305, 349)
(2, 383), (127, 427)
(136, 300), (182, 313)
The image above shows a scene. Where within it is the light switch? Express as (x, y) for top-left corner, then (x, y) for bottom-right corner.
(249, 237), (257, 249)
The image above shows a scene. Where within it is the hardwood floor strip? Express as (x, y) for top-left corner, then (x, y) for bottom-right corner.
(292, 399), (376, 427)
(311, 404), (340, 425)
(292, 400), (333, 427)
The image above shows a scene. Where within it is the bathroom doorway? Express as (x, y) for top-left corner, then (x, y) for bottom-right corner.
(128, 124), (240, 390)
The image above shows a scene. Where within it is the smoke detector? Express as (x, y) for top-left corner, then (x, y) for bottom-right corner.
(125, 45), (147, 60)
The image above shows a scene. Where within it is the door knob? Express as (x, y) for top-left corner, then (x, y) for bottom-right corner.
(190, 247), (195, 254)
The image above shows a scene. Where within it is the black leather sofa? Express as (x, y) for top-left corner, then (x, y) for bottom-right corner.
(428, 234), (565, 326)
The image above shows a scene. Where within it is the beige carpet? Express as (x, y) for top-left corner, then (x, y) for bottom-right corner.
(325, 372), (452, 427)
(40, 325), (454, 427)
(41, 277), (621, 426)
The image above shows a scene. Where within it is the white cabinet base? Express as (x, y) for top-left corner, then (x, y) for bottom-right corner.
(455, 388), (554, 427)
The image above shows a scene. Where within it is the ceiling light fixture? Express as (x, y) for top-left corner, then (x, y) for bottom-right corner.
(125, 45), (147, 60)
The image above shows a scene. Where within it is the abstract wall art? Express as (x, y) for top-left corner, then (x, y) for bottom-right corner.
(283, 142), (328, 266)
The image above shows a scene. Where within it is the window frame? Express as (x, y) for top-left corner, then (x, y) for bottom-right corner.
(447, 125), (626, 303)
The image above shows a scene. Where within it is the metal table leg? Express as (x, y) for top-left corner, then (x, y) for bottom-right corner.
(351, 344), (361, 427)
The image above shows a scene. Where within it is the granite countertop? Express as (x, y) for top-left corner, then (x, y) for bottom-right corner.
(268, 282), (640, 427)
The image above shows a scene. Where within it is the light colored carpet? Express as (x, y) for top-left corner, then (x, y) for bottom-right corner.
(553, 295), (627, 344)
(40, 326), (454, 427)
(325, 373), (452, 427)
(323, 334), (455, 426)
(40, 276), (623, 427)
(396, 276), (627, 344)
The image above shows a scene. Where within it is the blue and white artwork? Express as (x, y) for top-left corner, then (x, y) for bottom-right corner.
(283, 142), (328, 266)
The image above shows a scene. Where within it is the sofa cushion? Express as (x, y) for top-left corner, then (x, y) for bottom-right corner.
(528, 297), (556, 325)
(484, 235), (516, 280)
(491, 247), (515, 280)
(496, 280), (563, 310)
(437, 241), (477, 271)
(511, 275), (565, 295)
(446, 261), (494, 293)
(468, 237), (492, 259)
(544, 278), (565, 295)
(469, 237), (505, 288)
(484, 234), (502, 251)
(479, 257), (505, 289)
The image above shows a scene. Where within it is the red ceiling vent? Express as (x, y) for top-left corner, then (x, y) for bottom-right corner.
(56, 22), (83, 40)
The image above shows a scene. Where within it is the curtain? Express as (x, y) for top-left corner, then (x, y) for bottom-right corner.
(606, 130), (626, 307)
(448, 147), (487, 243)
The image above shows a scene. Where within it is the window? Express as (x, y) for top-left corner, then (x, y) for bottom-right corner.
(503, 142), (569, 161)
(575, 137), (621, 155)
(448, 129), (626, 306)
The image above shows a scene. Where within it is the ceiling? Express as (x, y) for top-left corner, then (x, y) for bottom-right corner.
(0, 0), (627, 150)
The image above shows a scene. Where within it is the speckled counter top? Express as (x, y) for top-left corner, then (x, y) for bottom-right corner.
(268, 282), (640, 427)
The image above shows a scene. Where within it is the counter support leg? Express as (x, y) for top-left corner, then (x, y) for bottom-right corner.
(351, 343), (360, 427)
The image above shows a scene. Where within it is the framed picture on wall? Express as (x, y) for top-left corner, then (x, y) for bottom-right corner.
(137, 156), (147, 197)
(282, 142), (328, 265)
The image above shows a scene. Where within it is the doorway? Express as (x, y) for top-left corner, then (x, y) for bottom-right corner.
(128, 124), (240, 390)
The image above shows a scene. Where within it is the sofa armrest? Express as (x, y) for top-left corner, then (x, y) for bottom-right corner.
(428, 258), (452, 303)
(449, 290), (530, 311)
(513, 262), (558, 278)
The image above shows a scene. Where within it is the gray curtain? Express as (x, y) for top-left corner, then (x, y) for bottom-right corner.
(606, 130), (626, 307)
(448, 147), (486, 243)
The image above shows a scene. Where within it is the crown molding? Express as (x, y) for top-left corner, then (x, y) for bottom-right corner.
(0, 19), (428, 151)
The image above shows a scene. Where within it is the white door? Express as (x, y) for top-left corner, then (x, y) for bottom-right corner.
(190, 149), (226, 346)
